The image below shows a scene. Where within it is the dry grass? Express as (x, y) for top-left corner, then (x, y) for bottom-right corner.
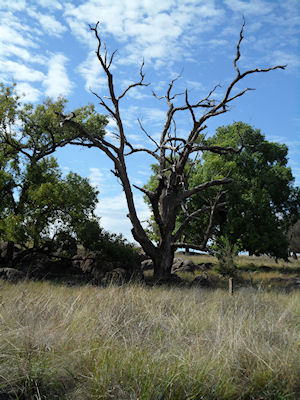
(177, 252), (300, 269)
(175, 253), (300, 288)
(0, 280), (299, 399)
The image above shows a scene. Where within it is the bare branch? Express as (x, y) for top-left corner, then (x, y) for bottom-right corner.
(133, 184), (154, 198)
(191, 144), (243, 155)
(173, 201), (227, 242)
(185, 89), (196, 124)
(90, 90), (116, 118)
(118, 59), (150, 100)
(180, 177), (233, 201)
(200, 192), (224, 248)
(137, 118), (159, 148)
(172, 242), (208, 251)
(226, 87), (255, 103)
(108, 49), (118, 69)
(234, 15), (245, 76)
(124, 146), (160, 160)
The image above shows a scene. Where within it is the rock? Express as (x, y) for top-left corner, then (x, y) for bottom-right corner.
(141, 259), (154, 271)
(0, 268), (25, 282)
(200, 262), (214, 269)
(102, 268), (128, 285)
(72, 254), (83, 269)
(20, 253), (77, 278)
(55, 237), (77, 257)
(172, 258), (196, 273)
(21, 253), (51, 272)
(81, 255), (96, 273)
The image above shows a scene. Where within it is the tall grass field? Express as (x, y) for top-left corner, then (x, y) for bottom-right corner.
(0, 280), (299, 399)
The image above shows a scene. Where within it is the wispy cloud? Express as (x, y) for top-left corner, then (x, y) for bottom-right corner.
(89, 167), (105, 188)
(35, 0), (63, 10)
(77, 52), (108, 91)
(64, 0), (225, 69)
(15, 82), (42, 102)
(43, 53), (73, 97)
(224, 0), (275, 16)
(27, 9), (67, 37)
(0, 0), (26, 11)
(0, 59), (45, 82)
(95, 191), (150, 240)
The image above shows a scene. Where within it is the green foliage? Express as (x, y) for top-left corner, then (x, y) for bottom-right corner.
(212, 236), (239, 277)
(0, 83), (107, 163)
(77, 220), (139, 264)
(183, 122), (299, 259)
(144, 122), (299, 259)
(0, 155), (99, 248)
(0, 83), (105, 250)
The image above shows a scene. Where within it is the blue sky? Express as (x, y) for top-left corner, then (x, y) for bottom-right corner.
(1, 0), (299, 241)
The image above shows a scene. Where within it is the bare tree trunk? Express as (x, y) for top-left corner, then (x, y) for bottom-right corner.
(56, 21), (285, 282)
(153, 242), (175, 280)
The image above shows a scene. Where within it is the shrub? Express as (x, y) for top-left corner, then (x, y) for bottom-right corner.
(213, 235), (239, 277)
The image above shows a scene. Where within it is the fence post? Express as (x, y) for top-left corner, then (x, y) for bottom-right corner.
(228, 277), (233, 295)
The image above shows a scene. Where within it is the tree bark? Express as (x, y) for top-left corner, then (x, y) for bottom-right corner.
(153, 243), (175, 280)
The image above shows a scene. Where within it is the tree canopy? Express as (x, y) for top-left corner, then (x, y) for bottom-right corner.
(0, 83), (105, 252)
(171, 122), (299, 259)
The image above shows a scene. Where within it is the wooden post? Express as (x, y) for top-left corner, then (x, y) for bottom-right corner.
(228, 278), (233, 295)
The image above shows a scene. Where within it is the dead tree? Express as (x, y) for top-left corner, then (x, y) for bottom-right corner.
(59, 19), (286, 279)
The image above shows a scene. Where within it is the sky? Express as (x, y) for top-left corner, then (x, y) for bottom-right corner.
(1, 0), (299, 242)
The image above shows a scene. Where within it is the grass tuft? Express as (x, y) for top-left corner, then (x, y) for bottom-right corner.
(0, 280), (299, 399)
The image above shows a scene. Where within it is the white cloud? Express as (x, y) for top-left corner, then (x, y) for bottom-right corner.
(64, 17), (92, 45)
(27, 10), (67, 37)
(0, 0), (26, 11)
(0, 43), (32, 62)
(89, 167), (105, 188)
(43, 53), (73, 97)
(35, 0), (63, 10)
(15, 82), (42, 102)
(269, 50), (300, 71)
(95, 191), (151, 241)
(64, 0), (224, 68)
(0, 24), (37, 48)
(0, 59), (45, 82)
(77, 52), (108, 91)
(224, 0), (274, 16)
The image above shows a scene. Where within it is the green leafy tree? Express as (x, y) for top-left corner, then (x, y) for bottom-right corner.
(178, 122), (300, 259)
(0, 153), (99, 251)
(0, 83), (105, 253)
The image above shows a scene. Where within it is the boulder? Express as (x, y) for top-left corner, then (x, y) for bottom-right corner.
(72, 254), (83, 269)
(55, 237), (77, 257)
(20, 253), (77, 278)
(0, 268), (25, 282)
(102, 268), (128, 285)
(172, 258), (196, 273)
(21, 253), (51, 273)
(141, 259), (153, 271)
(198, 262), (214, 270)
